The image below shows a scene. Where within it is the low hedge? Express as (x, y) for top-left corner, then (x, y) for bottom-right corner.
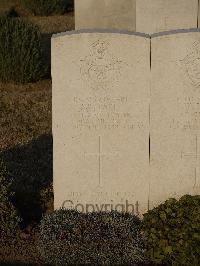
(39, 210), (145, 265)
(0, 16), (47, 84)
(142, 195), (200, 265)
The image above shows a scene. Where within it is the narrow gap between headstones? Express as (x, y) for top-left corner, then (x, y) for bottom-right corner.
(198, 0), (200, 28)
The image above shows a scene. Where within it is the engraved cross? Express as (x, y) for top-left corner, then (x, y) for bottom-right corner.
(84, 136), (119, 187)
(181, 135), (200, 188)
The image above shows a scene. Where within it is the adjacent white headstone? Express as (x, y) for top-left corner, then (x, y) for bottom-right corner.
(75, 0), (136, 31)
(150, 30), (200, 208)
(136, 0), (198, 34)
(75, 0), (198, 34)
(52, 32), (150, 214)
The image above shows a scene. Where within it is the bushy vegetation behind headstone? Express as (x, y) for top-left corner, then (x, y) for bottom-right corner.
(22, 0), (73, 16)
(142, 195), (200, 265)
(39, 210), (145, 265)
(0, 159), (22, 237)
(0, 16), (47, 84)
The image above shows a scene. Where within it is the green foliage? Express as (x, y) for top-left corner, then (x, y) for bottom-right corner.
(40, 183), (54, 213)
(142, 195), (200, 265)
(0, 159), (22, 237)
(0, 16), (47, 84)
(22, 0), (73, 16)
(39, 210), (145, 265)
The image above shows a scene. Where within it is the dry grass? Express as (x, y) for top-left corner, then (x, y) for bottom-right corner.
(28, 12), (75, 34)
(0, 80), (52, 151)
(0, 0), (20, 12)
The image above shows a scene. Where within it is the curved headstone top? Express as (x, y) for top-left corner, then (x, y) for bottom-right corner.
(52, 28), (200, 40)
(75, 0), (199, 34)
(52, 28), (150, 39)
(52, 29), (200, 214)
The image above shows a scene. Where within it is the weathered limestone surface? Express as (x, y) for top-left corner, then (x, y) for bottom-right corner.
(198, 1), (200, 29)
(75, 0), (198, 34)
(150, 31), (200, 208)
(75, 0), (136, 31)
(136, 0), (198, 34)
(52, 32), (150, 214)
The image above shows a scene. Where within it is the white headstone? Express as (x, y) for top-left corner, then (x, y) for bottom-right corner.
(75, 0), (136, 31)
(52, 29), (200, 214)
(75, 0), (198, 34)
(150, 30), (200, 208)
(52, 32), (150, 214)
(136, 0), (198, 34)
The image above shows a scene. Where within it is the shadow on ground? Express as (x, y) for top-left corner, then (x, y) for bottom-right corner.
(1, 134), (53, 225)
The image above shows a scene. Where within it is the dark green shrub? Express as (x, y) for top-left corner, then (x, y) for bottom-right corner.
(22, 0), (73, 16)
(142, 195), (200, 265)
(0, 16), (47, 84)
(0, 159), (22, 237)
(39, 210), (145, 265)
(5, 7), (19, 18)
